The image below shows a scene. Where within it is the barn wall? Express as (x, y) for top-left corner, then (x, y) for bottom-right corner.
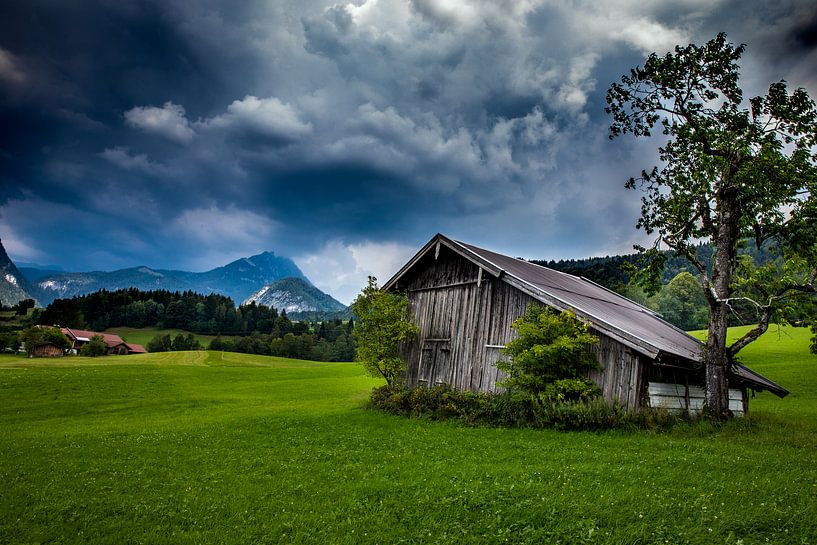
(402, 247), (488, 390)
(32, 343), (64, 358)
(399, 246), (650, 408)
(587, 336), (643, 410)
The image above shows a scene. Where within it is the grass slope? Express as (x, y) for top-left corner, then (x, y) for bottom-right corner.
(1, 328), (816, 544)
(689, 324), (817, 420)
(103, 327), (232, 348)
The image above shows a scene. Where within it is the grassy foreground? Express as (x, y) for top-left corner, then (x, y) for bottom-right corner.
(1, 328), (816, 544)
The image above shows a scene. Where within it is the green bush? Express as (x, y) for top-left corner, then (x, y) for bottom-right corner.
(498, 305), (600, 397)
(543, 377), (601, 403)
(534, 398), (625, 431)
(80, 335), (108, 357)
(369, 384), (689, 432)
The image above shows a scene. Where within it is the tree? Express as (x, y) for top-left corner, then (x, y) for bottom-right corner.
(351, 277), (418, 386)
(606, 33), (817, 419)
(0, 331), (19, 352)
(13, 299), (35, 315)
(497, 305), (600, 399)
(81, 334), (108, 357)
(171, 333), (201, 351)
(655, 272), (709, 331)
(146, 333), (172, 353)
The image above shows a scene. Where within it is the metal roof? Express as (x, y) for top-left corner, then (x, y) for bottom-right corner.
(61, 328), (126, 348)
(385, 234), (788, 397)
(455, 240), (704, 362)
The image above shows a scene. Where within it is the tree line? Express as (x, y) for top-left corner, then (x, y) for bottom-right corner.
(36, 288), (357, 362)
(39, 288), (299, 335)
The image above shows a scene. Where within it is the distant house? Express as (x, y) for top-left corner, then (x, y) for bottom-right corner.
(31, 342), (64, 358)
(384, 234), (788, 414)
(60, 328), (146, 355)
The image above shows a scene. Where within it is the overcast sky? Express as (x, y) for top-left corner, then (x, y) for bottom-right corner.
(1, 0), (815, 303)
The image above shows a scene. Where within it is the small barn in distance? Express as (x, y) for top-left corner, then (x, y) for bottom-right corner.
(384, 234), (788, 414)
(31, 342), (64, 358)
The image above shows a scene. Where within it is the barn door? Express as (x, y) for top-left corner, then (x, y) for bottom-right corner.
(418, 339), (451, 386)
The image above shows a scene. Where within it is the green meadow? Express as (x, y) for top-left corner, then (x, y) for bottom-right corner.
(103, 327), (230, 348)
(1, 327), (816, 544)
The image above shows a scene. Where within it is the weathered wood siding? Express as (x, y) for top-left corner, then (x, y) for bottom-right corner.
(588, 335), (644, 410)
(399, 246), (652, 409)
(31, 343), (64, 358)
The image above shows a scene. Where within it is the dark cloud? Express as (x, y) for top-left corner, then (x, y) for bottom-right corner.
(789, 7), (817, 51)
(1, 0), (815, 300)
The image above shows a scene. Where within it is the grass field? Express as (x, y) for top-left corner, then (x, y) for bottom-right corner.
(103, 327), (232, 348)
(1, 327), (816, 544)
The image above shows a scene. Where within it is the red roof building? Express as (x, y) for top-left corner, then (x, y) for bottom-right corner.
(60, 328), (145, 355)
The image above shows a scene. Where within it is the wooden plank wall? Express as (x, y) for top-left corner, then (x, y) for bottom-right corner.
(587, 336), (643, 410)
(399, 246), (648, 408)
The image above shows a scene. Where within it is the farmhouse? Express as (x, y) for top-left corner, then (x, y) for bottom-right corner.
(60, 328), (146, 355)
(384, 234), (788, 414)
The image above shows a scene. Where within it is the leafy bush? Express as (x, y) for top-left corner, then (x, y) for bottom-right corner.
(146, 334), (172, 353)
(369, 384), (688, 432)
(80, 334), (108, 357)
(498, 305), (600, 397)
(0, 331), (19, 352)
(544, 377), (601, 403)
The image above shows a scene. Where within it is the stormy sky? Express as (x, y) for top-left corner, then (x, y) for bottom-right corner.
(1, 1), (816, 303)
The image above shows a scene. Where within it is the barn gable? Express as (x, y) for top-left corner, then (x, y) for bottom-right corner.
(385, 234), (788, 410)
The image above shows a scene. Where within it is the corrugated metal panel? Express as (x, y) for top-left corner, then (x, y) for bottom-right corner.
(733, 363), (789, 397)
(648, 382), (745, 414)
(456, 241), (703, 361)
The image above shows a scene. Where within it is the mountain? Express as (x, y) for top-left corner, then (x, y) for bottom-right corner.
(0, 239), (39, 307)
(243, 277), (347, 318)
(28, 251), (308, 306)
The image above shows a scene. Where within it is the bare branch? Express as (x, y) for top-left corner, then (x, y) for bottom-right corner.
(728, 306), (772, 357)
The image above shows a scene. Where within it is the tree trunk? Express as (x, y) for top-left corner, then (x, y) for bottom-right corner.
(705, 301), (731, 420)
(704, 185), (740, 421)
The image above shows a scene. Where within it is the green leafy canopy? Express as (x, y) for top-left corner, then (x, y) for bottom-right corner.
(351, 277), (418, 386)
(606, 32), (817, 357)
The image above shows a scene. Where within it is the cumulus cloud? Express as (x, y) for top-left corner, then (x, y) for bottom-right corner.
(99, 147), (168, 176)
(296, 240), (416, 304)
(199, 95), (312, 141)
(170, 205), (281, 270)
(124, 101), (195, 143)
(613, 17), (692, 55)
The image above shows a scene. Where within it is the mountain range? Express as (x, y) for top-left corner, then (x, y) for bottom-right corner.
(0, 239), (40, 307)
(1, 239), (346, 316)
(243, 277), (349, 319)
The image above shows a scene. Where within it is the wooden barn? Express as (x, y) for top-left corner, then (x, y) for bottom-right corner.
(31, 342), (64, 358)
(384, 234), (788, 414)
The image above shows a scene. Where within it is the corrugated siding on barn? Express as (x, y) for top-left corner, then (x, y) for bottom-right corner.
(648, 382), (745, 415)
